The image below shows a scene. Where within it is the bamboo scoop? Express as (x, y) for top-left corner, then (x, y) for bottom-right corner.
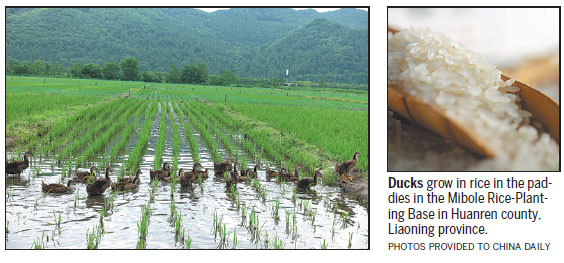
(388, 26), (559, 158)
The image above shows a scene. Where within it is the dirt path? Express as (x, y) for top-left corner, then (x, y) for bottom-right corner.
(340, 170), (368, 204)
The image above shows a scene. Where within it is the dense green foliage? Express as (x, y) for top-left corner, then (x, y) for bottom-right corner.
(6, 8), (368, 84)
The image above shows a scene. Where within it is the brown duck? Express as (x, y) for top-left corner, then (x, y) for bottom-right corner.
(284, 164), (304, 182)
(335, 152), (359, 183)
(42, 180), (74, 194)
(243, 165), (258, 179)
(296, 170), (323, 190)
(112, 169), (141, 191)
(179, 163), (202, 187)
(225, 162), (240, 186)
(150, 162), (172, 181)
(214, 158), (233, 174)
(87, 165), (112, 196)
(196, 167), (209, 179)
(73, 166), (98, 183)
(6, 151), (33, 176)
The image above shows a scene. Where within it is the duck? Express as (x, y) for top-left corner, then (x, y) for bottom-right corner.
(214, 158), (233, 174)
(225, 162), (240, 186)
(179, 163), (202, 187)
(73, 166), (98, 183)
(237, 165), (250, 182)
(296, 170), (323, 190)
(42, 180), (74, 194)
(335, 152), (359, 183)
(284, 164), (304, 182)
(265, 167), (276, 181)
(244, 165), (258, 179)
(150, 162), (171, 181)
(196, 167), (209, 179)
(87, 165), (112, 196)
(266, 166), (288, 181)
(112, 169), (141, 191)
(6, 150), (34, 176)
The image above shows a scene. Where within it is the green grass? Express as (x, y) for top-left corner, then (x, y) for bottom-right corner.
(7, 76), (140, 149)
(231, 104), (368, 174)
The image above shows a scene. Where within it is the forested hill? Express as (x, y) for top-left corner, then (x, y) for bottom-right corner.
(6, 8), (368, 84)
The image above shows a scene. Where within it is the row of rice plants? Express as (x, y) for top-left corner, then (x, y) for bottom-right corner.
(169, 103), (181, 176)
(124, 100), (159, 175)
(153, 101), (168, 170)
(37, 99), (120, 154)
(189, 101), (235, 155)
(136, 201), (152, 249)
(76, 99), (146, 166)
(210, 102), (328, 176)
(172, 102), (199, 163)
(57, 99), (132, 162)
(26, 98), (110, 151)
(109, 101), (150, 170)
(176, 101), (221, 163)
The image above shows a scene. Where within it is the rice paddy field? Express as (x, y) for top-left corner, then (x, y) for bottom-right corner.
(5, 76), (368, 249)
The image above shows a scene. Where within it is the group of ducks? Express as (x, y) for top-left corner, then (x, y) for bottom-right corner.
(41, 165), (141, 196)
(6, 151), (360, 195)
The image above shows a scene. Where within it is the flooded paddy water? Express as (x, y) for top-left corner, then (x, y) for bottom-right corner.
(5, 102), (369, 249)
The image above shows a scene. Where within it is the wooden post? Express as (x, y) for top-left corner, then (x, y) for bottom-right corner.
(225, 94), (227, 102)
(287, 92), (288, 96)
(129, 90), (131, 98)
(43, 79), (46, 84)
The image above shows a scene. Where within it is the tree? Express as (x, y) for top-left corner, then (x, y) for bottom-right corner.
(209, 70), (237, 86)
(165, 64), (181, 83)
(81, 62), (101, 79)
(120, 56), (139, 81)
(70, 63), (84, 78)
(102, 62), (119, 80)
(140, 71), (159, 82)
(195, 63), (209, 83)
(181, 64), (197, 84)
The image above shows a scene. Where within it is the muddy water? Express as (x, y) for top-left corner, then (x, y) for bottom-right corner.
(5, 104), (368, 249)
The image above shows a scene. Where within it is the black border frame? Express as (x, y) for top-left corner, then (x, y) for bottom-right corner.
(4, 6), (370, 250)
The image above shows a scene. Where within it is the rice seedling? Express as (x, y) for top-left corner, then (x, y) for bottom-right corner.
(217, 223), (229, 249)
(340, 211), (349, 229)
(137, 201), (151, 249)
(175, 213), (183, 237)
(348, 232), (353, 248)
(31, 233), (45, 249)
(73, 189), (79, 209)
(271, 234), (285, 249)
(232, 227), (238, 249)
(331, 217), (337, 238)
(285, 210), (291, 233)
(263, 230), (269, 246)
(291, 188), (297, 205)
(178, 227), (186, 243)
(271, 199), (280, 222)
(53, 211), (62, 228)
(185, 236), (192, 249)
(86, 224), (103, 249)
(320, 239), (328, 249)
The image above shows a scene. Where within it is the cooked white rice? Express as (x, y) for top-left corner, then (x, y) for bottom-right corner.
(388, 28), (558, 170)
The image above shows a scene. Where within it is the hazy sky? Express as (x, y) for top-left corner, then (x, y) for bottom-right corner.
(196, 8), (368, 13)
